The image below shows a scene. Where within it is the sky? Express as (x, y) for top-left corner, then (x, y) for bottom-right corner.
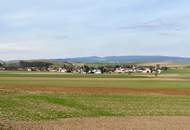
(0, 0), (190, 60)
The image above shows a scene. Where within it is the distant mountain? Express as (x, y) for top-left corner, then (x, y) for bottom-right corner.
(3, 56), (190, 64)
(55, 56), (190, 64)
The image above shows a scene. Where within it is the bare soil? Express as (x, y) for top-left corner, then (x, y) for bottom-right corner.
(2, 86), (190, 96)
(1, 117), (190, 130)
(0, 77), (189, 81)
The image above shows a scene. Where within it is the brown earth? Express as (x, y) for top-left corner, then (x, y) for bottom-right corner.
(1, 77), (190, 96)
(2, 117), (190, 130)
(0, 77), (189, 81)
(1, 86), (190, 96)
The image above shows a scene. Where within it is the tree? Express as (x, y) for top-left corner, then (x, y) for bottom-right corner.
(154, 69), (159, 77)
(83, 65), (90, 73)
(99, 66), (105, 74)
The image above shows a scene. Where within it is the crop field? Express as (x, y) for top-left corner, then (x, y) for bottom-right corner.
(1, 68), (190, 130)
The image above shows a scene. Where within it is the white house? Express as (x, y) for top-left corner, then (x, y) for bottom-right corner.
(115, 68), (125, 73)
(27, 68), (32, 72)
(142, 68), (151, 73)
(94, 69), (102, 74)
(58, 68), (67, 73)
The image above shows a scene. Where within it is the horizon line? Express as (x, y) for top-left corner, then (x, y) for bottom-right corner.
(1, 55), (190, 62)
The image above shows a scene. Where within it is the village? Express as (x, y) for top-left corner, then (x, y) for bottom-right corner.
(48, 65), (163, 74)
(0, 61), (164, 74)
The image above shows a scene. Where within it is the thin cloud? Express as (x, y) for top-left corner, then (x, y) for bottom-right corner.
(119, 18), (183, 33)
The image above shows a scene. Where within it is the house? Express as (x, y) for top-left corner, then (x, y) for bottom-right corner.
(78, 68), (85, 74)
(158, 69), (162, 74)
(0, 67), (5, 70)
(152, 69), (162, 74)
(142, 68), (151, 73)
(27, 68), (32, 72)
(125, 68), (134, 73)
(115, 67), (124, 73)
(48, 67), (58, 72)
(58, 68), (67, 73)
(93, 69), (102, 74)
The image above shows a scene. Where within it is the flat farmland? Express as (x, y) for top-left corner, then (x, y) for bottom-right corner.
(1, 70), (190, 130)
(1, 78), (190, 95)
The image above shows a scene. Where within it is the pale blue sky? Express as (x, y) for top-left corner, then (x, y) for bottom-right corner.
(0, 0), (190, 60)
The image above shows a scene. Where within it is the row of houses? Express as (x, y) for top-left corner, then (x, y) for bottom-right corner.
(47, 67), (103, 74)
(115, 67), (162, 74)
(43, 66), (162, 74)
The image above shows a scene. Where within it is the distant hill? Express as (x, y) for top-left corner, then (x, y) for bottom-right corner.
(3, 56), (190, 64)
(54, 56), (190, 64)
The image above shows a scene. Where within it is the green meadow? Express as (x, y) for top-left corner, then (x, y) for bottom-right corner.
(1, 92), (190, 121)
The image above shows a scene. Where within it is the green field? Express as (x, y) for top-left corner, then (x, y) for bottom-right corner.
(1, 92), (190, 121)
(1, 79), (190, 89)
(164, 67), (190, 75)
(1, 68), (190, 124)
(0, 71), (151, 78)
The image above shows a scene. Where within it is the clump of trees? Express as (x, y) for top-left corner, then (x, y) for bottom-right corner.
(19, 61), (52, 69)
(0, 61), (53, 71)
(83, 65), (90, 73)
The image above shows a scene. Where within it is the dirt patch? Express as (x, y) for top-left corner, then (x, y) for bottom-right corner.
(2, 117), (190, 130)
(0, 119), (12, 130)
(0, 77), (189, 81)
(2, 86), (190, 96)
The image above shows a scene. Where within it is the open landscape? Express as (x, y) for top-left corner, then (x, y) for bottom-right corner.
(1, 0), (190, 129)
(1, 65), (190, 130)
